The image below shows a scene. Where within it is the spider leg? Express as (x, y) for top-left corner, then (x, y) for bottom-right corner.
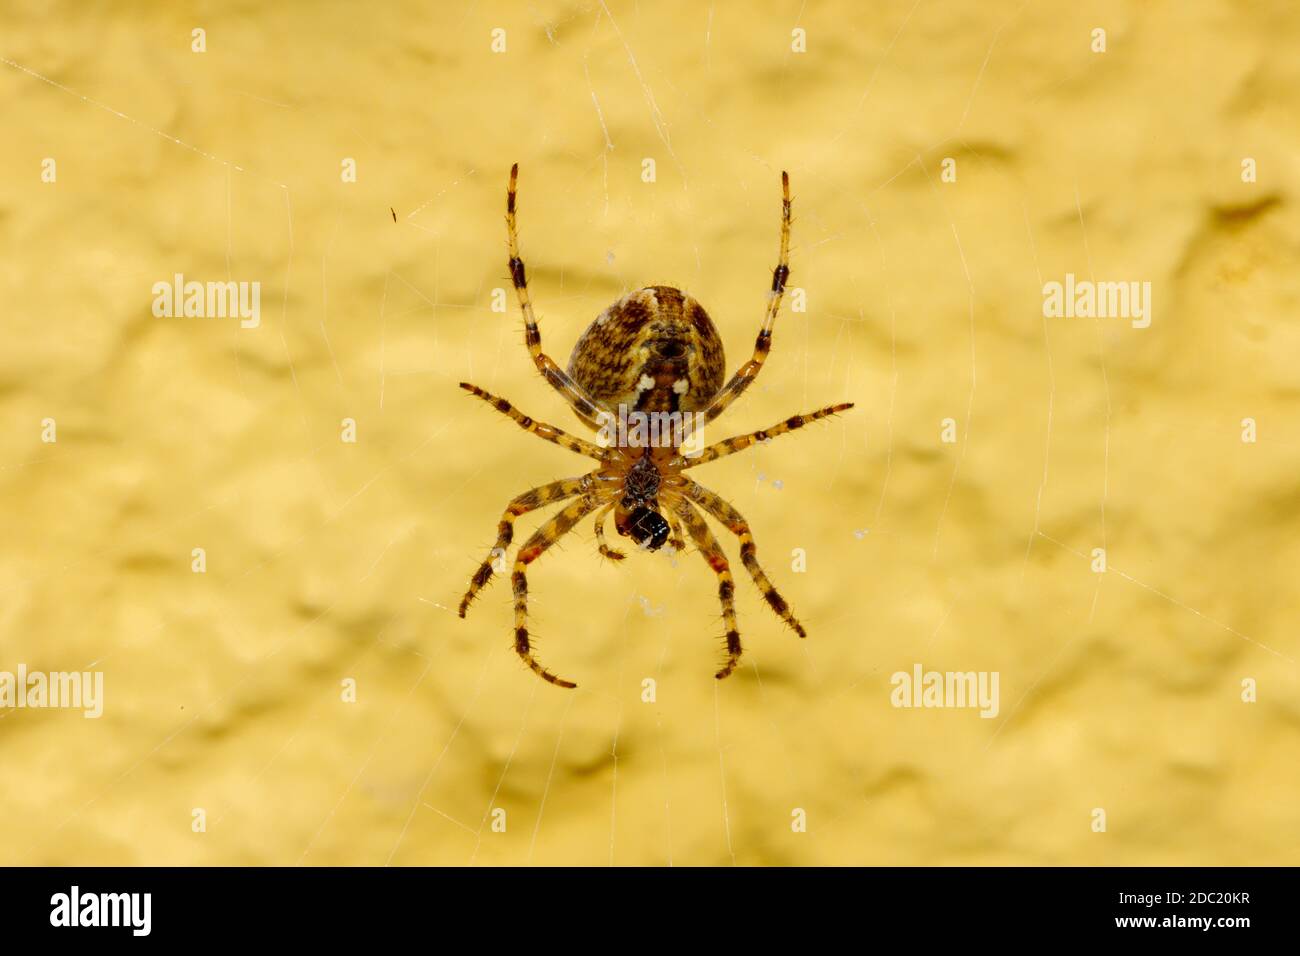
(505, 164), (604, 424)
(692, 170), (792, 432)
(665, 508), (687, 554)
(458, 475), (592, 617)
(512, 492), (608, 688)
(683, 402), (854, 468)
(681, 477), (807, 639)
(592, 499), (626, 561)
(460, 382), (607, 460)
(669, 496), (742, 679)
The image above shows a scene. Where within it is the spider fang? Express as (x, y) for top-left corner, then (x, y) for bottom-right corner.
(627, 507), (671, 552)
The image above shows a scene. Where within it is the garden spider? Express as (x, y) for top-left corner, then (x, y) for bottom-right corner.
(458, 164), (853, 687)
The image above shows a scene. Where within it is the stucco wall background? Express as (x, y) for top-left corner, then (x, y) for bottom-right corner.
(1, 0), (1297, 865)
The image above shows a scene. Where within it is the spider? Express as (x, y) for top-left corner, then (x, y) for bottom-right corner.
(457, 164), (853, 688)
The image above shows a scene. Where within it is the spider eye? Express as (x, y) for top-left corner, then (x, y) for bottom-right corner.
(628, 507), (670, 551)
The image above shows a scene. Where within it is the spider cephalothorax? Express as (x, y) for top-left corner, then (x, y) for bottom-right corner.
(457, 164), (853, 688)
(617, 454), (670, 551)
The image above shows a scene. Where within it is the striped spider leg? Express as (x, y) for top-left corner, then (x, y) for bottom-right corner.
(457, 381), (624, 686)
(690, 170), (794, 435)
(505, 164), (605, 428)
(668, 494), (744, 679)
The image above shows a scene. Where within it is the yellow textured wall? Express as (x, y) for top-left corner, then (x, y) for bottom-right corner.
(1, 0), (1297, 866)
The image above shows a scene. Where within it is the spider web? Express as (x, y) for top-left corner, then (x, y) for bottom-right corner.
(2, 0), (1296, 868)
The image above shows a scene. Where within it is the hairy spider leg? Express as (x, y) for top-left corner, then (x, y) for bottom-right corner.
(693, 170), (793, 432)
(506, 164), (605, 424)
(459, 382), (607, 459)
(671, 496), (743, 679)
(684, 402), (854, 468)
(681, 477), (807, 639)
(459, 475), (595, 617)
(512, 493), (609, 687)
(592, 499), (626, 561)
(664, 507), (687, 554)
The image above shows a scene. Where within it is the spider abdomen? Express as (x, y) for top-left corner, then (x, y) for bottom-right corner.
(566, 286), (725, 423)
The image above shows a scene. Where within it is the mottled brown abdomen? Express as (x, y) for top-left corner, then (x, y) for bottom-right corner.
(566, 286), (726, 424)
